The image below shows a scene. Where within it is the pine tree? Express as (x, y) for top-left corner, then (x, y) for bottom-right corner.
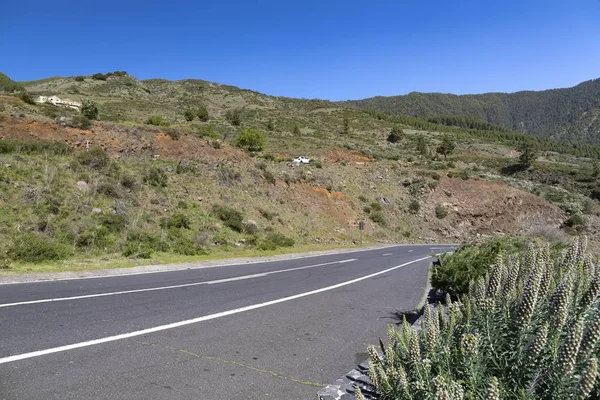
(387, 126), (404, 143)
(519, 143), (537, 168)
(436, 135), (456, 159)
(416, 134), (428, 155)
(342, 117), (350, 135)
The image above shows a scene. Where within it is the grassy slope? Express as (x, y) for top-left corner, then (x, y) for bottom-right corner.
(339, 78), (600, 144)
(0, 72), (598, 273)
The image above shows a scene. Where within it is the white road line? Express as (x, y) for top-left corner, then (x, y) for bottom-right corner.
(382, 253), (393, 256)
(0, 259), (357, 309)
(408, 250), (414, 252)
(0, 256), (431, 364)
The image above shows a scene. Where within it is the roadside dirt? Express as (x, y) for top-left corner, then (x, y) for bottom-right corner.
(425, 177), (566, 239)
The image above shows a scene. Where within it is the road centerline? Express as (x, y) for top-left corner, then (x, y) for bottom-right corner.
(0, 258), (357, 309)
(0, 255), (432, 365)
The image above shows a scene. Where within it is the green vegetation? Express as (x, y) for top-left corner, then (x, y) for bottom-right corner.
(197, 105), (209, 121)
(183, 110), (195, 121)
(435, 204), (448, 219)
(225, 108), (242, 126)
(519, 142), (537, 168)
(387, 126), (404, 143)
(343, 78), (600, 144)
(366, 238), (600, 400)
(0, 72), (25, 93)
(16, 92), (35, 105)
(436, 135), (455, 159)
(145, 115), (169, 126)
(233, 128), (265, 151)
(432, 236), (528, 297)
(81, 100), (99, 120)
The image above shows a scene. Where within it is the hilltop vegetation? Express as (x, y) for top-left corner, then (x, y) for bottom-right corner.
(0, 71), (599, 271)
(341, 78), (600, 144)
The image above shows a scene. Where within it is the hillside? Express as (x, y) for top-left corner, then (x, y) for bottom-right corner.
(1, 71), (599, 272)
(340, 78), (600, 144)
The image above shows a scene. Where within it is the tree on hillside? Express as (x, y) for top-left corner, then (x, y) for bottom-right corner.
(416, 134), (428, 155)
(518, 143), (536, 168)
(225, 108), (242, 126)
(265, 119), (274, 131)
(436, 135), (456, 159)
(183, 110), (195, 122)
(342, 117), (350, 135)
(81, 100), (99, 120)
(293, 124), (301, 136)
(233, 128), (265, 152)
(387, 125), (404, 143)
(197, 105), (209, 122)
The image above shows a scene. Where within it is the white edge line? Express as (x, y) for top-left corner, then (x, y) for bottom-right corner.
(0, 244), (457, 285)
(0, 259), (358, 308)
(382, 253), (393, 256)
(0, 256), (432, 364)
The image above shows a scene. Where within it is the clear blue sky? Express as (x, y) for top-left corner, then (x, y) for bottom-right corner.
(2, 0), (600, 100)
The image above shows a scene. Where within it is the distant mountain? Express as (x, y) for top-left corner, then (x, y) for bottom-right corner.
(339, 79), (600, 144)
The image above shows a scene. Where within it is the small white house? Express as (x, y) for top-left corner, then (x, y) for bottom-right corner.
(35, 95), (81, 110)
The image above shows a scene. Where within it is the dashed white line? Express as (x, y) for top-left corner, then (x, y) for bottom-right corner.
(0, 256), (431, 365)
(382, 253), (393, 256)
(0, 259), (357, 309)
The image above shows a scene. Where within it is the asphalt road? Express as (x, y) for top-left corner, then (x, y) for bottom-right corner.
(0, 244), (454, 400)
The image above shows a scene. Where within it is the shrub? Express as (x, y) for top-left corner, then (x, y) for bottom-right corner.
(145, 115), (169, 126)
(143, 166), (168, 187)
(74, 76), (85, 82)
(409, 199), (420, 214)
(358, 195), (368, 202)
(258, 239), (277, 251)
(259, 209), (276, 220)
(564, 214), (585, 228)
(67, 115), (92, 129)
(432, 236), (526, 297)
(183, 110), (195, 121)
(8, 233), (70, 263)
(265, 119), (274, 131)
(81, 100), (99, 120)
(166, 213), (191, 229)
(435, 204), (448, 219)
(265, 232), (294, 247)
(369, 238), (595, 400)
(96, 181), (119, 198)
(519, 142), (537, 168)
(370, 202), (383, 212)
(17, 92), (35, 105)
(197, 105), (209, 121)
(225, 108), (242, 126)
(99, 214), (126, 232)
(212, 205), (244, 233)
(122, 230), (164, 258)
(92, 73), (107, 81)
(369, 211), (386, 226)
(233, 128), (265, 152)
(363, 206), (372, 214)
(263, 170), (276, 185)
(387, 125), (404, 143)
(76, 146), (109, 170)
(310, 159), (323, 168)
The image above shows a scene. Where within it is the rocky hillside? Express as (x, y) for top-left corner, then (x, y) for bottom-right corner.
(0, 71), (599, 272)
(340, 78), (600, 144)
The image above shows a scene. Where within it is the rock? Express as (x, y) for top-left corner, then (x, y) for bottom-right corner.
(244, 219), (259, 234)
(165, 167), (174, 172)
(76, 181), (89, 193)
(92, 208), (103, 214)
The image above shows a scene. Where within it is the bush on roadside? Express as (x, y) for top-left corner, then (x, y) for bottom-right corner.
(365, 238), (598, 400)
(432, 236), (528, 297)
(369, 211), (387, 226)
(265, 232), (294, 247)
(8, 233), (70, 263)
(212, 205), (244, 233)
(435, 204), (448, 219)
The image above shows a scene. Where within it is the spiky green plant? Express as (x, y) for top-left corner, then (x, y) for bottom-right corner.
(365, 237), (600, 400)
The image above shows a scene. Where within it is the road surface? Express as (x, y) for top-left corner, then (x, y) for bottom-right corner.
(0, 244), (454, 400)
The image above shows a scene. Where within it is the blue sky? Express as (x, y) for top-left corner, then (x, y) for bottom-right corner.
(2, 0), (600, 100)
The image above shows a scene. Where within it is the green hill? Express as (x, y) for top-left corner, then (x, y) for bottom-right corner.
(339, 78), (600, 144)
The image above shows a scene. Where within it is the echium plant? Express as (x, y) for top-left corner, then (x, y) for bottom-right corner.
(365, 238), (600, 400)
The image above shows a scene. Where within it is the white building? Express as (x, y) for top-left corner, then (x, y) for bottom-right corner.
(35, 95), (82, 110)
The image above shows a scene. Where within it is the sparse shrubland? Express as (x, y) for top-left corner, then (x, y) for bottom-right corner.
(365, 238), (600, 400)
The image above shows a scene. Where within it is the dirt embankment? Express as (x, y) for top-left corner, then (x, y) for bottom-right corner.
(425, 177), (566, 239)
(0, 116), (249, 163)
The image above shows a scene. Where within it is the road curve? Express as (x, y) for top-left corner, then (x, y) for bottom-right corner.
(0, 244), (454, 400)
